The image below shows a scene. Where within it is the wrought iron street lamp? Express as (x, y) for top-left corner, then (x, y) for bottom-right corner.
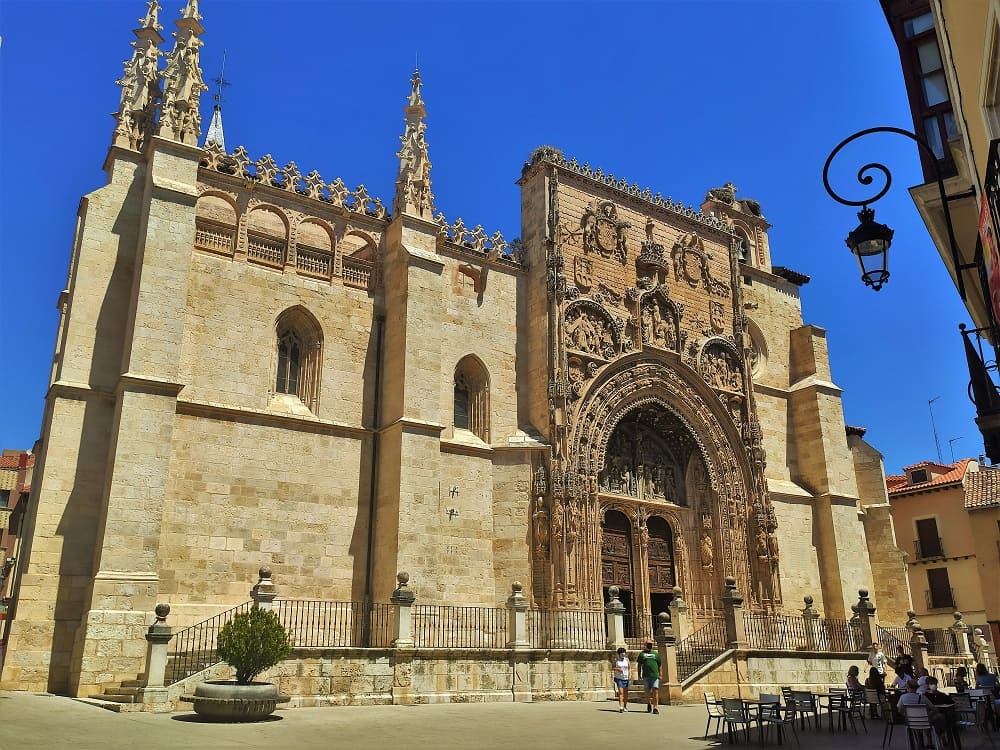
(822, 126), (967, 295)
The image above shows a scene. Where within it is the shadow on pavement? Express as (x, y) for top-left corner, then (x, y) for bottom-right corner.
(170, 713), (284, 723)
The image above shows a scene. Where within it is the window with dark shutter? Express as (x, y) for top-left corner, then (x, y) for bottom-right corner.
(915, 517), (943, 558)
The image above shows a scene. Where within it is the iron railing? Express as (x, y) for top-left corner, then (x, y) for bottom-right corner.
(914, 537), (945, 559)
(412, 604), (507, 649)
(527, 609), (605, 649)
(743, 613), (862, 652)
(923, 628), (961, 656)
(166, 601), (253, 685)
(676, 617), (727, 682)
(925, 588), (957, 610)
(274, 599), (398, 648)
(876, 624), (913, 656)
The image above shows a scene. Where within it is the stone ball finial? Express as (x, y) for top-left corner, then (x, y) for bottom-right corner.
(907, 609), (916, 619)
(154, 603), (170, 621)
(672, 586), (682, 596)
(397, 571), (410, 586)
(858, 588), (869, 599)
(725, 576), (737, 588)
(258, 566), (272, 580)
(953, 611), (964, 622)
(608, 585), (620, 599)
(804, 595), (814, 607)
(511, 581), (523, 594)
(658, 611), (671, 625)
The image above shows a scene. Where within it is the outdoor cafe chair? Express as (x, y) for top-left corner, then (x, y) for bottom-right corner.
(760, 693), (781, 705)
(879, 693), (901, 749)
(956, 692), (998, 747)
(903, 705), (942, 750)
(864, 688), (882, 719)
(704, 691), (725, 739)
(722, 697), (753, 744)
(829, 691), (868, 734)
(761, 699), (800, 746)
(791, 690), (819, 730)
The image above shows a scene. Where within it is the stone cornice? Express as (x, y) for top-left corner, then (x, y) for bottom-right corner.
(379, 417), (446, 436)
(117, 373), (186, 397)
(48, 380), (115, 401)
(176, 397), (369, 438)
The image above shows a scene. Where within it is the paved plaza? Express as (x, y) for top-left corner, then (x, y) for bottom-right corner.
(1, 691), (997, 750)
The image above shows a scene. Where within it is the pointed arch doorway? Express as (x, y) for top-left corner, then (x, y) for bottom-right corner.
(646, 516), (676, 635)
(600, 509), (635, 636)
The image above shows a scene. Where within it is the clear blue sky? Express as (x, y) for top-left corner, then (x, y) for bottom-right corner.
(0, 0), (980, 476)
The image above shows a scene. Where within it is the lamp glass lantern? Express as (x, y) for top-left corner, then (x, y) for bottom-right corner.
(845, 205), (894, 291)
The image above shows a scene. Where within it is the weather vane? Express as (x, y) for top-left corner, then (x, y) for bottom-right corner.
(212, 49), (231, 106)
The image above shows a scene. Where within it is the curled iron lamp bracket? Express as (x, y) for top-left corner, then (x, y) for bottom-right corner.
(822, 126), (967, 298)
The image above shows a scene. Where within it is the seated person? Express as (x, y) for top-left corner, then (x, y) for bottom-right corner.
(847, 665), (864, 692)
(975, 662), (998, 691)
(923, 677), (957, 742)
(916, 667), (931, 694)
(898, 679), (929, 712)
(890, 666), (911, 691)
(896, 649), (914, 678)
(953, 666), (969, 693)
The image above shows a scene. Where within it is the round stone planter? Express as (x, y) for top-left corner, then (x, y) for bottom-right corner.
(182, 680), (290, 722)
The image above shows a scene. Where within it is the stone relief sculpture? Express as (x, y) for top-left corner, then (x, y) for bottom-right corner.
(564, 302), (618, 360)
(700, 342), (744, 393)
(158, 0), (208, 145)
(582, 200), (629, 263)
(575, 257), (593, 289)
(598, 415), (685, 505)
(640, 296), (677, 351)
(700, 530), (714, 569)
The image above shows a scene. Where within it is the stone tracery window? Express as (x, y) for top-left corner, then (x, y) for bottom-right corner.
(273, 307), (323, 412)
(453, 355), (489, 441)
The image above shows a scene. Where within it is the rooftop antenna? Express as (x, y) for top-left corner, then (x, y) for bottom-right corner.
(212, 49), (230, 107)
(928, 396), (943, 463)
(947, 436), (964, 463)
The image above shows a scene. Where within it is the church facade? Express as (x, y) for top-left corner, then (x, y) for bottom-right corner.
(1, 0), (910, 696)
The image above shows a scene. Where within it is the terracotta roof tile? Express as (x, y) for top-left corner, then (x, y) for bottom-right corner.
(887, 459), (972, 495)
(0, 453), (33, 469)
(965, 469), (1000, 509)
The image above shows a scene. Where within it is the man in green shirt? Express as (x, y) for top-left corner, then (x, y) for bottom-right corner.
(637, 641), (662, 714)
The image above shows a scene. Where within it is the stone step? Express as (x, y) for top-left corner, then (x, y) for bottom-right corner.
(103, 686), (144, 697)
(73, 697), (124, 713)
(89, 692), (139, 703)
(120, 679), (144, 688)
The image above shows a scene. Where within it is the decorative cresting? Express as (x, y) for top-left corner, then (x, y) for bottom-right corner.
(582, 200), (630, 263)
(157, 0), (207, 145)
(113, 0), (163, 150)
(432, 213), (522, 266)
(199, 145), (390, 220)
(393, 69), (434, 220)
(521, 146), (731, 233)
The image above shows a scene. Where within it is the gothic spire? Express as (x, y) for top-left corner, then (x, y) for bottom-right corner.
(393, 69), (434, 220)
(112, 1), (164, 150)
(157, 0), (207, 146)
(203, 51), (229, 151)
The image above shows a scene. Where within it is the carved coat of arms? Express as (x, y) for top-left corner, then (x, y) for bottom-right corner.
(575, 257), (593, 289)
(582, 201), (629, 263)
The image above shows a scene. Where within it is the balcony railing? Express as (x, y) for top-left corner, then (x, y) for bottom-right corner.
(247, 232), (287, 267)
(924, 587), (956, 610)
(295, 244), (333, 280)
(342, 256), (373, 290)
(194, 219), (236, 256)
(914, 537), (945, 559)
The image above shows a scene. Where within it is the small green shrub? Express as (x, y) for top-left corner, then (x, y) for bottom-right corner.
(216, 607), (291, 684)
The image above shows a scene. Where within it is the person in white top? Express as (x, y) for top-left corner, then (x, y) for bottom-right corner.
(612, 647), (630, 713)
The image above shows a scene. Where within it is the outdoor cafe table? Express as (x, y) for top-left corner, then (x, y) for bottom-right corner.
(812, 692), (839, 730)
(742, 697), (781, 743)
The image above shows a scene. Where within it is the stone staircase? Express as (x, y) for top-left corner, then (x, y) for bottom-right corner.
(81, 676), (147, 712)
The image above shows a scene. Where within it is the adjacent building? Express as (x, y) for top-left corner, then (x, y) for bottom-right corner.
(881, 0), (1000, 460)
(887, 458), (1000, 644)
(0, 0), (910, 697)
